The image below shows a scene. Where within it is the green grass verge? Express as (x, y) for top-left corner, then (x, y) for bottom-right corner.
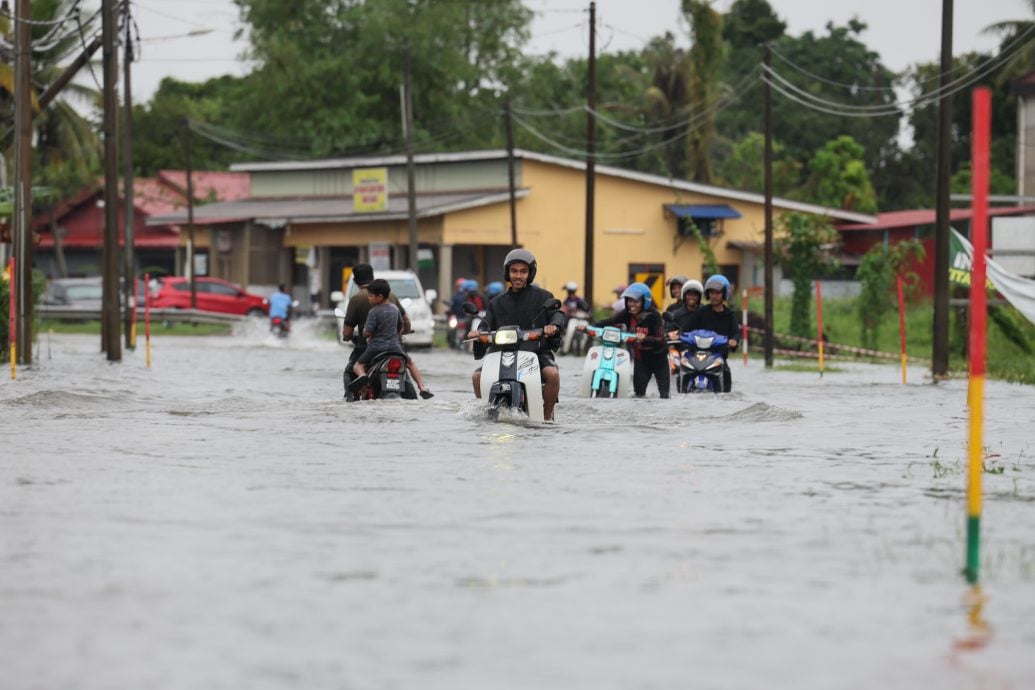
(40, 320), (232, 336)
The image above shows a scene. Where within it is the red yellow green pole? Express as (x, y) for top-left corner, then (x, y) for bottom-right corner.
(965, 87), (991, 585)
(7, 257), (14, 380)
(896, 275), (907, 384)
(815, 281), (824, 376)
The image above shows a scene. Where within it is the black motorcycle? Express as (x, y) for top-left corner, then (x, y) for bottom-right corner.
(346, 350), (418, 401)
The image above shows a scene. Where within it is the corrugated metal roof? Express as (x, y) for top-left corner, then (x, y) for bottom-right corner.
(836, 206), (1035, 231)
(230, 148), (878, 225)
(146, 190), (526, 226)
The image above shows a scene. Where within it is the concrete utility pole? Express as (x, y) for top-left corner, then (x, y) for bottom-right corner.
(122, 1), (135, 349)
(763, 44), (774, 369)
(932, 0), (954, 379)
(101, 0), (121, 361)
(13, 0), (33, 365)
(403, 40), (419, 273)
(583, 1), (596, 305)
(504, 99), (518, 248)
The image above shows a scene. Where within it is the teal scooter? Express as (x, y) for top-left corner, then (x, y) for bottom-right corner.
(577, 325), (638, 398)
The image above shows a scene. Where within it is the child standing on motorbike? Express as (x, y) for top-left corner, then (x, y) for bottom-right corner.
(580, 282), (670, 399)
(349, 279), (433, 399)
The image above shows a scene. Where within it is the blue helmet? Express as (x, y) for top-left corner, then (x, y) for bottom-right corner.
(486, 281), (504, 297)
(620, 282), (653, 311)
(704, 274), (730, 301)
(462, 279), (479, 292)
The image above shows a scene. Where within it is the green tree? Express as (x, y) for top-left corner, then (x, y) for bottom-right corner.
(682, 0), (724, 183)
(643, 33), (691, 179)
(855, 239), (924, 350)
(229, 0), (532, 156)
(718, 131), (800, 194)
(1, 0), (102, 190)
(805, 135), (878, 212)
(774, 212), (839, 338)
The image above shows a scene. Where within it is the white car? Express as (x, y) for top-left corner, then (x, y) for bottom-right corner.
(331, 269), (437, 348)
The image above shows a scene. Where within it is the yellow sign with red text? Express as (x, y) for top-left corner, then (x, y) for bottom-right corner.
(352, 168), (388, 212)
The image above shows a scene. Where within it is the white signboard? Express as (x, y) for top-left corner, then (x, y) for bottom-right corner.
(992, 216), (1035, 278)
(369, 242), (391, 271)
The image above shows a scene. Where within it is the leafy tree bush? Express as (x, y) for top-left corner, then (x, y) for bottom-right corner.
(855, 239), (925, 350)
(774, 212), (839, 338)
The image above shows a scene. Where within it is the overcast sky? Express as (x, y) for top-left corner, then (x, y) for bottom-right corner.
(122, 0), (1030, 105)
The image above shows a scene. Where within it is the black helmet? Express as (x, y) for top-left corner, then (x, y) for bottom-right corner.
(503, 248), (537, 283)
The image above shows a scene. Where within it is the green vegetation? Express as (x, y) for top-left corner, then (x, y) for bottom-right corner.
(39, 320), (233, 337)
(755, 296), (1035, 385)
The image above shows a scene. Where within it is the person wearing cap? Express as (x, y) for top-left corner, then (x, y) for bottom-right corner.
(663, 275), (688, 315)
(561, 281), (589, 316)
(468, 248), (566, 420)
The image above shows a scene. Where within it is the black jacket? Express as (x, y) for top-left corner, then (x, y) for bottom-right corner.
(667, 305), (696, 333)
(595, 308), (667, 359)
(688, 305), (739, 348)
(480, 285), (566, 352)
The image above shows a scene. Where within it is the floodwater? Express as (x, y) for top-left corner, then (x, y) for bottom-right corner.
(2, 321), (1033, 690)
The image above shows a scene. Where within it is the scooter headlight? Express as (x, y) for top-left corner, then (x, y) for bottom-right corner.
(494, 330), (519, 345)
(694, 335), (714, 348)
(601, 329), (622, 344)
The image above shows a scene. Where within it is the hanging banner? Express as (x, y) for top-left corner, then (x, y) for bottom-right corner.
(951, 228), (1035, 326)
(353, 167), (388, 212)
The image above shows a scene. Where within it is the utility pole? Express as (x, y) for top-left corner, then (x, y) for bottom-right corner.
(184, 120), (197, 309)
(122, 1), (135, 349)
(101, 0), (121, 361)
(13, 0), (33, 365)
(932, 0), (954, 379)
(763, 44), (774, 369)
(504, 99), (518, 248)
(403, 40), (419, 273)
(584, 1), (596, 306)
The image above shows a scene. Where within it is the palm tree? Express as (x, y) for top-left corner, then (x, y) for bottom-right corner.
(643, 33), (691, 179)
(983, 0), (1035, 82)
(1, 0), (102, 189)
(683, 0), (725, 184)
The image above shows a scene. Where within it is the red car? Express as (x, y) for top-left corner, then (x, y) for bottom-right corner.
(149, 277), (269, 316)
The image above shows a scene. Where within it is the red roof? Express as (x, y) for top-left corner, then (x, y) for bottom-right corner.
(157, 170), (250, 202)
(836, 206), (1035, 231)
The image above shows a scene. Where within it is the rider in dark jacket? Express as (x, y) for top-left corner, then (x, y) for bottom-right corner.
(471, 249), (566, 420)
(687, 275), (738, 392)
(591, 282), (670, 398)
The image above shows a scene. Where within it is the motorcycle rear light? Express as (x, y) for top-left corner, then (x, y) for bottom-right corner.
(386, 358), (403, 373)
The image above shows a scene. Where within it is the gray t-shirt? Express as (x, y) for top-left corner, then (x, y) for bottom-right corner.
(363, 301), (403, 353)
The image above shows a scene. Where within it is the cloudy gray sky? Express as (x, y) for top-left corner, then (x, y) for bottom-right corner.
(124, 0), (1029, 102)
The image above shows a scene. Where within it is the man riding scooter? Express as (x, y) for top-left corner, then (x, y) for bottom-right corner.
(469, 249), (566, 421)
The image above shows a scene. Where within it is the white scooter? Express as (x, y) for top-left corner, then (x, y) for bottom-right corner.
(577, 325), (637, 398)
(466, 299), (560, 423)
(560, 308), (592, 356)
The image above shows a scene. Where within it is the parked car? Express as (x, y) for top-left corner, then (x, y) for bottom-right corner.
(331, 269), (436, 348)
(149, 276), (268, 316)
(42, 277), (147, 310)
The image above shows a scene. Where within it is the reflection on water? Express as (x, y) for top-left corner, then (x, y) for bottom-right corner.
(2, 331), (1034, 690)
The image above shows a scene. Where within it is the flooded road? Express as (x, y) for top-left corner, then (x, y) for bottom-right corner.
(2, 324), (1034, 690)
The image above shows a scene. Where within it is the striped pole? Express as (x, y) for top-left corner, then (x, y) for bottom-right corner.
(7, 257), (14, 380)
(741, 288), (748, 366)
(815, 281), (824, 376)
(130, 274), (139, 350)
(897, 274), (907, 384)
(144, 272), (152, 369)
(965, 87), (991, 585)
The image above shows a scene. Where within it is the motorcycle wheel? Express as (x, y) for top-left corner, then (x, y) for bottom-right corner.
(591, 383), (613, 399)
(488, 398), (506, 421)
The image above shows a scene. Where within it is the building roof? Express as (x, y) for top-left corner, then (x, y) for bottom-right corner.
(230, 148), (877, 225)
(836, 206), (1035, 231)
(156, 170), (251, 202)
(146, 189), (528, 226)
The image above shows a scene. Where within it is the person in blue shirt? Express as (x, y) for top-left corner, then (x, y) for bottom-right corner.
(268, 284), (294, 331)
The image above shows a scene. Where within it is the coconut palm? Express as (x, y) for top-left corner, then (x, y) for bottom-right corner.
(983, 0), (1035, 82)
(1, 0), (102, 188)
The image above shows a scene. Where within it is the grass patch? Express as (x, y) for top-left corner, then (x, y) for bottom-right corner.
(40, 320), (232, 336)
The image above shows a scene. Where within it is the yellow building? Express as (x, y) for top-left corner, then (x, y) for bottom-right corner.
(149, 149), (875, 309)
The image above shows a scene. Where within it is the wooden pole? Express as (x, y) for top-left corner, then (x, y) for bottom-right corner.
(13, 0), (33, 365)
(101, 0), (122, 361)
(505, 99), (518, 248)
(123, 2), (136, 349)
(815, 281), (824, 376)
(184, 121), (197, 309)
(763, 44), (774, 369)
(403, 40), (419, 273)
(933, 0), (954, 379)
(583, 1), (596, 306)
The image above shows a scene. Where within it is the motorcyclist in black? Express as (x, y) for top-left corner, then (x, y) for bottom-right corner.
(667, 279), (704, 334)
(687, 274), (738, 392)
(585, 282), (670, 398)
(663, 275), (688, 315)
(469, 248), (566, 420)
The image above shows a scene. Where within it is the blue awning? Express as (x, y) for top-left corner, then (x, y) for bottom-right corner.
(664, 203), (742, 220)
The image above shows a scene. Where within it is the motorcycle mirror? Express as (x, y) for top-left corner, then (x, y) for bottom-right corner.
(462, 302), (480, 316)
(334, 307), (346, 318)
(424, 288), (437, 304)
(543, 298), (561, 311)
